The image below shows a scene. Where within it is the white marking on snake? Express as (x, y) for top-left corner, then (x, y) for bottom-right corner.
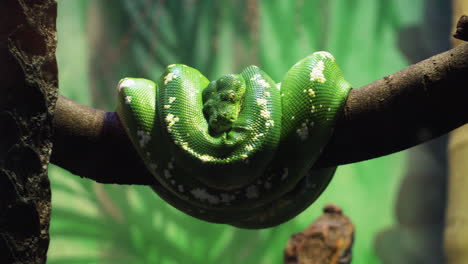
(264, 91), (271, 97)
(165, 114), (180, 130)
(256, 98), (267, 106)
(252, 133), (264, 141)
(251, 74), (271, 88)
(164, 105), (171, 109)
(191, 188), (220, 204)
(148, 163), (158, 172)
(220, 193), (236, 204)
(246, 185), (259, 199)
(258, 79), (271, 88)
(245, 145), (254, 151)
(306, 88), (316, 97)
(315, 51), (335, 60)
(164, 73), (178, 84)
(310, 60), (326, 83)
(250, 74), (260, 81)
(178, 185), (184, 193)
(181, 142), (189, 150)
(200, 154), (215, 162)
(260, 109), (271, 119)
(124, 96), (132, 104)
(265, 120), (274, 127)
(164, 169), (172, 179)
(168, 160), (174, 170)
(168, 97), (176, 103)
(281, 168), (289, 181)
(137, 130), (151, 147)
(118, 79), (135, 91)
(296, 122), (309, 141)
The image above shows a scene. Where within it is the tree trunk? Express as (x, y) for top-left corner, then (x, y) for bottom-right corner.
(0, 0), (58, 263)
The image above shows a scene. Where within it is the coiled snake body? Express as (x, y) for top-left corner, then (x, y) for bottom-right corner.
(116, 52), (351, 228)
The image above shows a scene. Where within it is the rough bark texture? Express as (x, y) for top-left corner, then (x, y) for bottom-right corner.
(453, 15), (468, 41)
(318, 42), (468, 166)
(374, 1), (450, 263)
(52, 36), (468, 185)
(284, 204), (354, 264)
(52, 99), (155, 185)
(0, 0), (58, 263)
(445, 1), (468, 263)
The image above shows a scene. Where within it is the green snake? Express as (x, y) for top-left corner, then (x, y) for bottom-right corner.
(116, 51), (351, 229)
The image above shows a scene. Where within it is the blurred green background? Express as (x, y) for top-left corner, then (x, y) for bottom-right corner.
(47, 0), (449, 263)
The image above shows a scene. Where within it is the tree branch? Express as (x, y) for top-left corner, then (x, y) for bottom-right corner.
(51, 16), (468, 185)
(317, 39), (468, 167)
(52, 96), (156, 184)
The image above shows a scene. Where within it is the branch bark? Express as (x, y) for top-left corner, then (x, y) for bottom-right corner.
(51, 16), (468, 184)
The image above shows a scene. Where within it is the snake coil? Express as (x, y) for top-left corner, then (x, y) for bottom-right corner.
(116, 51), (351, 228)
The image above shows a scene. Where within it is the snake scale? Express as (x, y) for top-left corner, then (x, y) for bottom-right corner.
(116, 51), (351, 229)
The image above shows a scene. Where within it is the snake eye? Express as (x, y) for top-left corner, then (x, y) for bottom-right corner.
(227, 92), (236, 102)
(221, 91), (237, 102)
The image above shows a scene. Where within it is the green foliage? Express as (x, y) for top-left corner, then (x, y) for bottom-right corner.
(50, 0), (423, 263)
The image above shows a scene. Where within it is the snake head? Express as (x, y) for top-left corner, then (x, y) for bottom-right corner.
(202, 74), (246, 135)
